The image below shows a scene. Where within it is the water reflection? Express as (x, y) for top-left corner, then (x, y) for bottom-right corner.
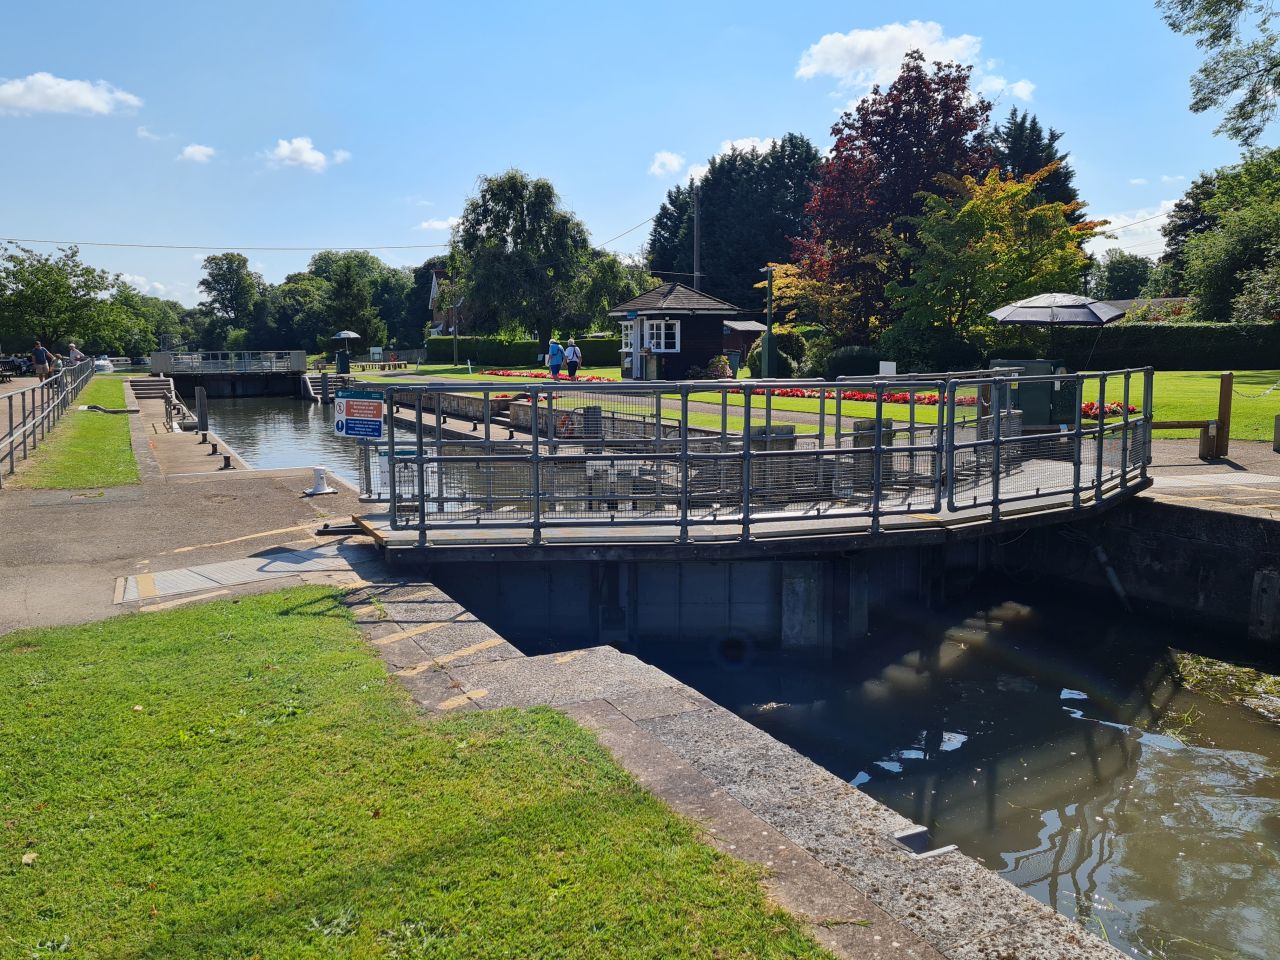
(638, 596), (1280, 960)
(203, 397), (363, 484)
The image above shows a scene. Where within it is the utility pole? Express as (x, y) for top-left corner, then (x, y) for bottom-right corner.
(759, 265), (774, 378)
(692, 183), (701, 291)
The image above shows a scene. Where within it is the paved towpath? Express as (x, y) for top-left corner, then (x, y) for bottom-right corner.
(0, 381), (367, 633)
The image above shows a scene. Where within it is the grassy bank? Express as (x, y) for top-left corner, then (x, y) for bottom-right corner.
(0, 587), (829, 959)
(11, 377), (139, 489)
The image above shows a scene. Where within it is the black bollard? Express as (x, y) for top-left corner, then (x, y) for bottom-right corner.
(198, 431), (208, 444)
(209, 442), (218, 456)
(221, 455), (233, 470)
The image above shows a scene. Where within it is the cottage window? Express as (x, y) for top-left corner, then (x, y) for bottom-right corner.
(643, 317), (680, 353)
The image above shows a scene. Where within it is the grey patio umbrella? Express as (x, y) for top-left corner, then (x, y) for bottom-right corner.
(331, 330), (362, 340)
(989, 293), (1125, 326)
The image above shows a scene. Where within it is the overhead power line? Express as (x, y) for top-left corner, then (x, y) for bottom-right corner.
(1, 237), (452, 252)
(1106, 212), (1170, 233)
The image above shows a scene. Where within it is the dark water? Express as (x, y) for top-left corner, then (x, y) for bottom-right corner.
(204, 397), (363, 484)
(635, 596), (1280, 960)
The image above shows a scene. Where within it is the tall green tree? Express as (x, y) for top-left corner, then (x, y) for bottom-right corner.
(1160, 0), (1280, 144)
(1090, 249), (1155, 300)
(269, 272), (331, 352)
(799, 50), (992, 343)
(989, 108), (1083, 222)
(451, 169), (591, 345)
(646, 133), (821, 310)
(568, 253), (659, 331)
(0, 244), (118, 350)
(886, 165), (1099, 339)
(1157, 172), (1219, 295)
(197, 253), (264, 348)
(325, 258), (385, 346)
(405, 255), (449, 343)
(1183, 199), (1280, 319)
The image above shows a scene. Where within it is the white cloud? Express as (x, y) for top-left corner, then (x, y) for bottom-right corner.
(649, 150), (685, 177)
(687, 163), (710, 182)
(177, 143), (215, 163)
(136, 125), (167, 140)
(797, 21), (1033, 106)
(1161, 174), (1185, 184)
(120, 273), (166, 295)
(0, 71), (142, 115)
(415, 217), (460, 231)
(1129, 177), (1149, 186)
(267, 136), (348, 173)
(1086, 199), (1177, 258)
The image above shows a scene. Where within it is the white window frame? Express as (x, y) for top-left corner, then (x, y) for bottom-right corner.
(643, 316), (681, 353)
(619, 320), (634, 349)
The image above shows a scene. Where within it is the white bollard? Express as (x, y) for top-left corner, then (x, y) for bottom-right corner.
(304, 466), (337, 497)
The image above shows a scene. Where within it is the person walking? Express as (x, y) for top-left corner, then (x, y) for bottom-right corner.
(564, 338), (583, 380)
(31, 341), (52, 381)
(67, 343), (86, 364)
(546, 337), (565, 379)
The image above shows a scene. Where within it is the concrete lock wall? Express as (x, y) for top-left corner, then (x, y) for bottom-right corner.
(429, 550), (940, 654)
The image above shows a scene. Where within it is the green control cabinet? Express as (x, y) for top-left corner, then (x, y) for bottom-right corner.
(991, 358), (1069, 429)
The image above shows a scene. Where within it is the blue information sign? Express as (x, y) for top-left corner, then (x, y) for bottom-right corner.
(334, 389), (385, 440)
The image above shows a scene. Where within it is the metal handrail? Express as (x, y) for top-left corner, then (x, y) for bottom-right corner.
(362, 369), (1155, 544)
(0, 359), (96, 486)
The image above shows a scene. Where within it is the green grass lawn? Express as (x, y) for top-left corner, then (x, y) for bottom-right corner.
(0, 587), (829, 960)
(11, 377), (140, 489)
(1125, 369), (1278, 441)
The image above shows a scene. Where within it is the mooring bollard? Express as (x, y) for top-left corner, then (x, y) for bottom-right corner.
(209, 442), (218, 456)
(198, 431), (208, 444)
(221, 454), (233, 470)
(304, 466), (337, 497)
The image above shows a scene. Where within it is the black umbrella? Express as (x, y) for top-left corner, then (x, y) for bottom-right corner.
(989, 294), (1126, 370)
(989, 293), (1125, 326)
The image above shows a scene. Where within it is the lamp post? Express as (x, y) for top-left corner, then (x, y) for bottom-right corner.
(758, 265), (775, 379)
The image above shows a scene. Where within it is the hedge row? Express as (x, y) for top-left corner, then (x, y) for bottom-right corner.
(414, 337), (623, 367)
(981, 322), (1280, 371)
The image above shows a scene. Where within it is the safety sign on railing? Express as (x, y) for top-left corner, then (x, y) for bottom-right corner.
(334, 388), (385, 439)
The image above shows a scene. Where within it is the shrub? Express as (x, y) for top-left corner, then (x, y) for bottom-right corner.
(420, 336), (622, 367)
(770, 325), (808, 364)
(745, 337), (801, 377)
(822, 345), (883, 379)
(878, 318), (981, 373)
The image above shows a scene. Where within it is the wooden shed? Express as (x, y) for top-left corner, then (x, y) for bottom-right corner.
(608, 282), (742, 380)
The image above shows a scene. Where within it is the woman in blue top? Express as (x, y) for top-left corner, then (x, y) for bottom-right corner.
(547, 338), (565, 379)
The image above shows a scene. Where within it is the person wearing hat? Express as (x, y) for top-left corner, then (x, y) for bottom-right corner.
(564, 338), (583, 380)
(546, 337), (565, 379)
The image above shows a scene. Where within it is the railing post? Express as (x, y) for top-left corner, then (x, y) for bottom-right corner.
(932, 380), (945, 513)
(1072, 376), (1084, 510)
(20, 390), (28, 461)
(990, 378), (1002, 523)
(740, 387), (752, 542)
(945, 381), (958, 511)
(818, 386), (827, 449)
(1120, 371), (1132, 489)
(871, 383), (883, 534)
(1142, 367), (1154, 480)
(531, 385), (542, 545)
(1095, 374), (1107, 501)
(416, 392), (427, 548)
(679, 386), (690, 543)
(386, 388), (398, 530)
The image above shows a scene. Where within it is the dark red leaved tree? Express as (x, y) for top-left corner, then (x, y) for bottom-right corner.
(798, 50), (992, 342)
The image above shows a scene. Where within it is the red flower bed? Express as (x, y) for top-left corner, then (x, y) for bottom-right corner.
(480, 369), (620, 383)
(1081, 401), (1139, 419)
(731, 386), (977, 407)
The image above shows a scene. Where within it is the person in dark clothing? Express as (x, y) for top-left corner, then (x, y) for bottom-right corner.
(31, 342), (52, 381)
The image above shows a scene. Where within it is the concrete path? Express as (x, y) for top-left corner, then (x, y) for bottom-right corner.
(0, 381), (369, 633)
(1145, 439), (1280, 517)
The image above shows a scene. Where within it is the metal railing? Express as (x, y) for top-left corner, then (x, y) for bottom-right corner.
(0, 360), (96, 486)
(358, 369), (1154, 546)
(150, 350), (306, 374)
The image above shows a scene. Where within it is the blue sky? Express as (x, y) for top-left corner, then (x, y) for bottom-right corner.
(0, 1), (1251, 306)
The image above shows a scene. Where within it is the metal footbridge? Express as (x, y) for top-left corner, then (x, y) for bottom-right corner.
(352, 368), (1153, 560)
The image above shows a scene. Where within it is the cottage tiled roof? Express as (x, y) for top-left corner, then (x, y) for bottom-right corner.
(608, 282), (741, 315)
